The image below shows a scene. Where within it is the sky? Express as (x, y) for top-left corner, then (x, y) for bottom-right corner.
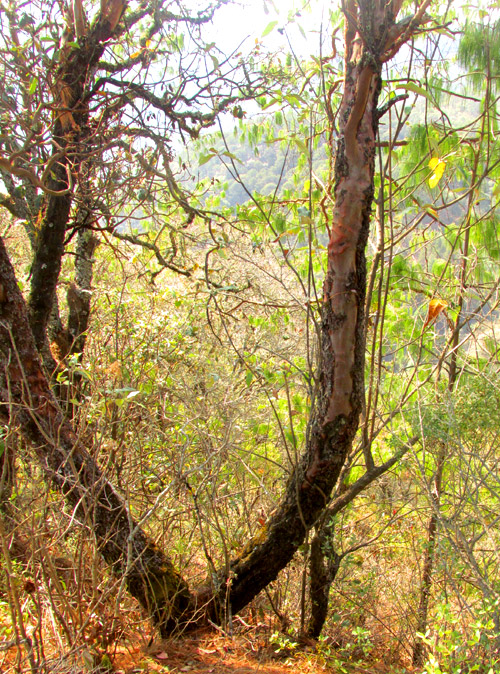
(205, 0), (331, 58)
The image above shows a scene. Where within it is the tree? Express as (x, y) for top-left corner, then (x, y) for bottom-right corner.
(0, 0), (269, 634)
(212, 0), (434, 619)
(0, 0), (438, 638)
(0, 0), (266, 368)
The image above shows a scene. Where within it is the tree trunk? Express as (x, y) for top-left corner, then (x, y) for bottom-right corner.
(67, 227), (98, 357)
(308, 522), (342, 639)
(27, 166), (72, 367)
(27, 0), (126, 364)
(0, 437), (15, 518)
(412, 446), (445, 666)
(217, 0), (432, 620)
(0, 235), (193, 635)
(306, 442), (413, 638)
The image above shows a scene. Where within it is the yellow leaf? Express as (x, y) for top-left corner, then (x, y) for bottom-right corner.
(130, 50), (141, 59)
(428, 159), (446, 188)
(424, 299), (448, 328)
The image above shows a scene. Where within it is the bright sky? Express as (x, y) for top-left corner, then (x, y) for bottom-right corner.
(206, 0), (331, 57)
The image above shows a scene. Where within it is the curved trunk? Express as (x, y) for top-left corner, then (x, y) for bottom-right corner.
(219, 9), (380, 617)
(0, 0), (433, 637)
(0, 236), (193, 635)
(217, 0), (431, 623)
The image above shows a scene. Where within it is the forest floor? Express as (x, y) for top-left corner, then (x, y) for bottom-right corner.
(106, 627), (404, 674)
(0, 623), (411, 674)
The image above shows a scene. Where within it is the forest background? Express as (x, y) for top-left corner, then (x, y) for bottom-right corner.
(0, 1), (500, 673)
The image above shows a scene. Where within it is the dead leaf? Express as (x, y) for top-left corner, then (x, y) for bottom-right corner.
(155, 652), (169, 660)
(105, 360), (122, 378)
(423, 298), (448, 328)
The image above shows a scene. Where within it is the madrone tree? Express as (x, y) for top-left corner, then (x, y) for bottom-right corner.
(0, 0), (435, 635)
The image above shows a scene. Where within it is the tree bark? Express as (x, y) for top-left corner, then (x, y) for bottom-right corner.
(217, 0), (430, 621)
(306, 442), (414, 637)
(27, 0), (126, 360)
(412, 447), (445, 666)
(0, 437), (15, 518)
(67, 227), (98, 357)
(308, 521), (342, 639)
(0, 235), (193, 635)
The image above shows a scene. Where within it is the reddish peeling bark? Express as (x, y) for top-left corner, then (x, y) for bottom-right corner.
(214, 0), (432, 622)
(27, 0), (126, 357)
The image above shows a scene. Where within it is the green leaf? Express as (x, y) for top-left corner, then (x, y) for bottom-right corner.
(222, 151), (242, 163)
(423, 204), (437, 218)
(199, 153), (215, 166)
(111, 387), (139, 397)
(262, 21), (278, 37)
(274, 213), (287, 234)
(395, 82), (432, 101)
(245, 370), (254, 386)
(285, 94), (305, 106)
(28, 77), (38, 95)
(293, 137), (309, 155)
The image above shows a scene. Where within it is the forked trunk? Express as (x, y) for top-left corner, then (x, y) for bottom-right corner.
(0, 0), (433, 636)
(307, 522), (342, 639)
(27, 0), (126, 367)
